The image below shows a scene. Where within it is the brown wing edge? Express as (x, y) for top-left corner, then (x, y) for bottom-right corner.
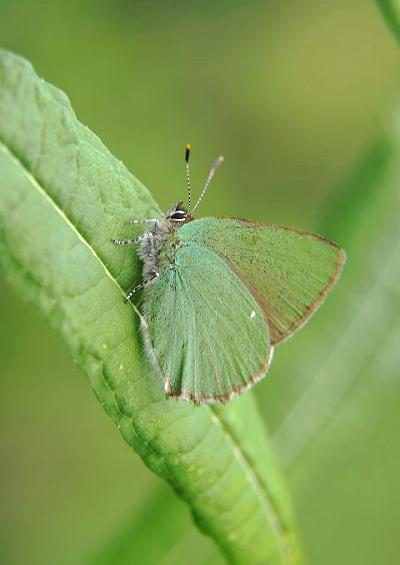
(220, 218), (347, 345)
(164, 346), (274, 405)
(140, 309), (274, 404)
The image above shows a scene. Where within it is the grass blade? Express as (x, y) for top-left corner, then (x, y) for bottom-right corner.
(376, 0), (400, 42)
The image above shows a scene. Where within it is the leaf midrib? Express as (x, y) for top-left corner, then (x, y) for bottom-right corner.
(0, 135), (292, 562)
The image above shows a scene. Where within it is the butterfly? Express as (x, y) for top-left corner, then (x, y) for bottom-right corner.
(113, 145), (346, 404)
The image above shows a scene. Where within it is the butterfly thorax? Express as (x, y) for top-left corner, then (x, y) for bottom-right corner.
(138, 202), (192, 286)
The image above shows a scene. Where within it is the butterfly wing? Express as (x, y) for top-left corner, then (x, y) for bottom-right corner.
(179, 217), (346, 345)
(141, 245), (272, 403)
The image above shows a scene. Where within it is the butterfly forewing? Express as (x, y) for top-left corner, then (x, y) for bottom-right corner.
(179, 218), (346, 345)
(142, 245), (271, 403)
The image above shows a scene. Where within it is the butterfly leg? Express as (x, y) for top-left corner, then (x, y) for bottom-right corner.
(112, 232), (154, 246)
(112, 238), (137, 245)
(135, 233), (155, 243)
(129, 219), (159, 225)
(123, 284), (144, 303)
(124, 271), (159, 303)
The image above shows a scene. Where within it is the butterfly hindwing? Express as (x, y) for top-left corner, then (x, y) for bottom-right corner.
(179, 217), (346, 344)
(141, 245), (271, 403)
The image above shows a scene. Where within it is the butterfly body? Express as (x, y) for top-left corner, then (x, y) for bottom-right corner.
(113, 148), (346, 404)
(136, 202), (192, 287)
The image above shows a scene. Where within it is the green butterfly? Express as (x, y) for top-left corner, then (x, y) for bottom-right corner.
(113, 145), (346, 404)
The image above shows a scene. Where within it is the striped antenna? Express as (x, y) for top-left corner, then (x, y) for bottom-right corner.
(185, 144), (192, 212)
(190, 155), (224, 215)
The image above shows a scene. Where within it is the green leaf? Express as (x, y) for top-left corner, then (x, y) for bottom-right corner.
(0, 50), (302, 564)
(376, 0), (400, 42)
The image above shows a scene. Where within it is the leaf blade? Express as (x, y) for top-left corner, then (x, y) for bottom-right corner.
(0, 50), (302, 564)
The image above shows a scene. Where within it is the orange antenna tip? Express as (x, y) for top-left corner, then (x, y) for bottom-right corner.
(185, 144), (192, 163)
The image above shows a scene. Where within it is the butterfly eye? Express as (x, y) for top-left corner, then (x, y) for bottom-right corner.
(170, 210), (187, 222)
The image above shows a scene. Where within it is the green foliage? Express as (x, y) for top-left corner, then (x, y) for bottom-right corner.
(0, 50), (302, 564)
(89, 484), (222, 565)
(377, 0), (400, 42)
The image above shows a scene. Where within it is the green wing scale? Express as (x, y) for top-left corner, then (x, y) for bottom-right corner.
(112, 144), (345, 403)
(141, 245), (271, 403)
(141, 216), (345, 403)
(180, 218), (346, 345)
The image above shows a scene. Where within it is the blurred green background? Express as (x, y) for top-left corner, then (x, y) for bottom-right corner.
(1, 1), (400, 564)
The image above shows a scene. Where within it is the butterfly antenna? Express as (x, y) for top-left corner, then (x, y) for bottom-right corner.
(185, 144), (192, 212)
(191, 155), (224, 214)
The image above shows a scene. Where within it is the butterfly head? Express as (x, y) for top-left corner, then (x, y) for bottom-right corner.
(167, 201), (190, 223)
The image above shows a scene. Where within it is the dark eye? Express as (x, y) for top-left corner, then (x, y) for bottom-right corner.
(170, 210), (186, 221)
